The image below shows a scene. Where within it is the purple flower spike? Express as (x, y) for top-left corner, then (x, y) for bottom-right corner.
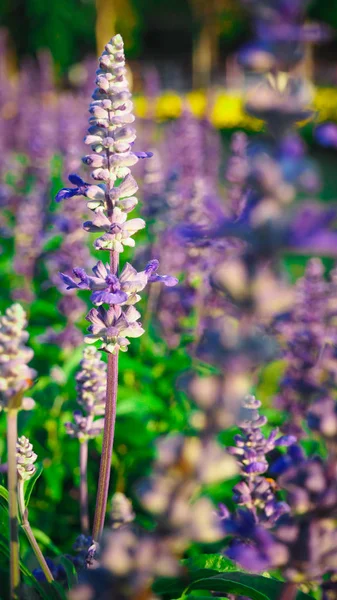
(144, 259), (178, 287)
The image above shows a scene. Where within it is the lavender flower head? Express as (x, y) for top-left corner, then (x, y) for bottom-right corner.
(226, 395), (295, 526)
(65, 346), (106, 440)
(0, 304), (36, 411)
(110, 492), (135, 529)
(16, 436), (37, 481)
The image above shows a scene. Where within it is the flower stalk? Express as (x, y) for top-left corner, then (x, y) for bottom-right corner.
(0, 304), (36, 598)
(92, 248), (119, 542)
(92, 350), (118, 540)
(7, 409), (20, 599)
(16, 436), (54, 583)
(79, 440), (89, 535)
(279, 582), (298, 600)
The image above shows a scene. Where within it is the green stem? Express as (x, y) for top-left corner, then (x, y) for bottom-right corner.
(7, 409), (20, 599)
(17, 480), (54, 583)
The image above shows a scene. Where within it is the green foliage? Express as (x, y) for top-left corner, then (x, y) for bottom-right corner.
(153, 555), (316, 600)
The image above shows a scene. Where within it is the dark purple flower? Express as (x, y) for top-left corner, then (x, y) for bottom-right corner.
(55, 174), (90, 202)
(270, 444), (305, 476)
(223, 509), (288, 571)
(315, 123), (337, 149)
(224, 396), (294, 528)
(33, 558), (66, 582)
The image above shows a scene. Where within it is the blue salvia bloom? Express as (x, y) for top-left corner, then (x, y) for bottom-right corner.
(226, 395), (294, 526)
(56, 35), (177, 355)
(273, 258), (332, 437)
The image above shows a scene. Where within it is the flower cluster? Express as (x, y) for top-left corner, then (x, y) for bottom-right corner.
(110, 492), (135, 529)
(65, 346), (106, 440)
(16, 436), (37, 482)
(273, 258), (337, 436)
(0, 304), (35, 411)
(226, 395), (294, 527)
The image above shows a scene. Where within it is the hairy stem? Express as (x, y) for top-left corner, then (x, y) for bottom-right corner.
(17, 479), (54, 583)
(7, 409), (20, 599)
(279, 582), (298, 600)
(18, 479), (54, 583)
(92, 250), (119, 542)
(92, 351), (119, 541)
(79, 440), (89, 535)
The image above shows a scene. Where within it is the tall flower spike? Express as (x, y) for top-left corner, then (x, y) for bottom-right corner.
(55, 35), (176, 543)
(226, 395), (295, 527)
(65, 346), (107, 440)
(0, 303), (36, 411)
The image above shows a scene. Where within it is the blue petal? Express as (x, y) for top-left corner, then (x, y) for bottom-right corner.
(145, 259), (159, 275)
(91, 290), (128, 305)
(135, 151), (153, 159)
(59, 272), (79, 289)
(149, 274), (179, 287)
(72, 268), (90, 286)
(55, 188), (75, 203)
(68, 173), (85, 186)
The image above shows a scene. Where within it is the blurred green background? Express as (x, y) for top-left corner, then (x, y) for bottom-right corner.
(1, 0), (337, 85)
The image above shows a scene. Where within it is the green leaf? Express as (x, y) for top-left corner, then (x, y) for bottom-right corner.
(60, 556), (78, 589)
(50, 581), (68, 599)
(152, 576), (187, 595)
(24, 464), (43, 508)
(187, 576), (269, 600)
(0, 533), (49, 599)
(182, 554), (237, 574)
(0, 486), (9, 506)
(185, 574), (313, 600)
(30, 528), (62, 556)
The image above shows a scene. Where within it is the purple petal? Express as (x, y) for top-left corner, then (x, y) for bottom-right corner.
(59, 273), (79, 290)
(73, 268), (90, 286)
(91, 290), (128, 305)
(227, 542), (270, 572)
(135, 151), (153, 159)
(276, 435), (297, 447)
(68, 173), (85, 186)
(149, 274), (178, 287)
(244, 462), (268, 475)
(145, 259), (159, 275)
(92, 261), (108, 280)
